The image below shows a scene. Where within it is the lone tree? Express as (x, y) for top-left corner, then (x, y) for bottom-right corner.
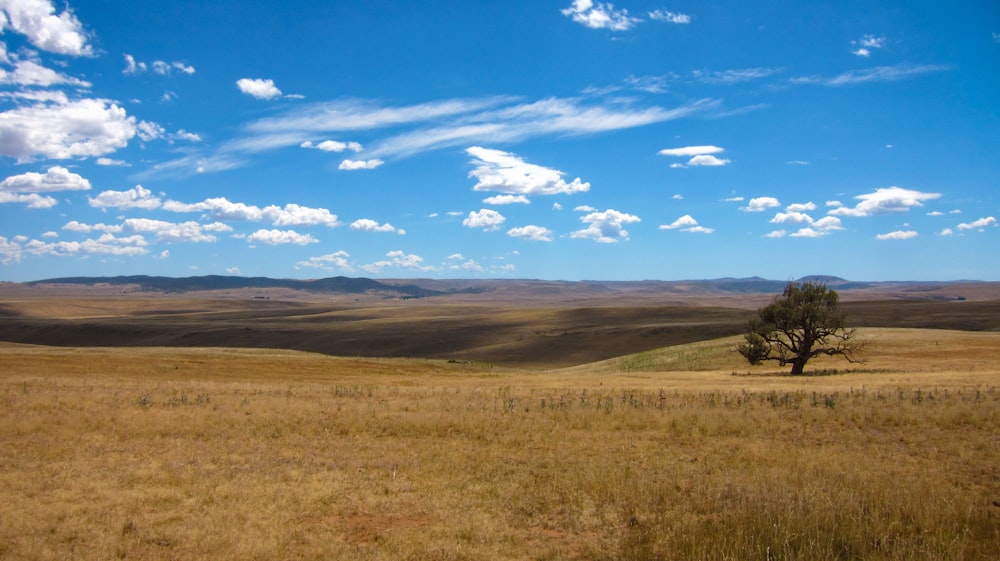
(737, 281), (864, 375)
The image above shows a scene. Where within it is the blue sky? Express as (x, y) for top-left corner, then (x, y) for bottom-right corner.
(0, 0), (997, 282)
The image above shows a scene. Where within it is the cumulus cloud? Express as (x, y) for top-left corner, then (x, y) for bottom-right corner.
(659, 214), (713, 233)
(562, 0), (640, 31)
(0, 97), (137, 162)
(350, 218), (398, 233)
(162, 197), (340, 228)
(0, 235), (22, 264)
(852, 34), (885, 57)
(957, 216), (997, 231)
(467, 146), (589, 196)
(876, 230), (918, 240)
(246, 228), (318, 246)
(236, 78), (282, 100)
(0, 191), (55, 207)
(0, 59), (90, 87)
(484, 194), (530, 205)
(264, 203), (339, 227)
(338, 158), (383, 170)
(24, 233), (148, 257)
(463, 209), (506, 231)
(507, 225), (554, 241)
(123, 54), (195, 75)
(1, 165), (90, 192)
(767, 211), (843, 238)
(741, 197), (781, 212)
(297, 250), (353, 272)
(829, 186), (941, 217)
(659, 145), (730, 168)
(124, 218), (229, 243)
(361, 250), (430, 273)
(571, 208), (640, 243)
(88, 185), (161, 210)
(300, 139), (363, 153)
(163, 197), (265, 221)
(0, 0), (93, 56)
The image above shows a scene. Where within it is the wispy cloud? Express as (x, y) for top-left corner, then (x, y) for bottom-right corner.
(791, 63), (949, 87)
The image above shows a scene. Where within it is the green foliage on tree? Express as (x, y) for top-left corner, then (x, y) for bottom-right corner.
(738, 281), (864, 375)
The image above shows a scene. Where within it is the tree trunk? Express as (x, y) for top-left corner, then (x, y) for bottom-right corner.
(790, 357), (807, 375)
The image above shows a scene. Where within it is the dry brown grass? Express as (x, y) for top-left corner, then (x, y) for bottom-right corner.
(1, 328), (998, 560)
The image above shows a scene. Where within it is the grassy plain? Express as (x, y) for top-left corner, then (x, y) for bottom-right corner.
(2, 327), (998, 560)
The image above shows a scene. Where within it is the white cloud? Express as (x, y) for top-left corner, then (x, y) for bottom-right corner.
(648, 9), (690, 24)
(853, 34), (885, 57)
(301, 139), (363, 152)
(659, 145), (730, 168)
(88, 185), (161, 210)
(828, 186), (941, 217)
(0, 97), (137, 162)
(507, 225), (554, 242)
(571, 208), (640, 243)
(484, 194), (530, 205)
(24, 233), (148, 257)
(361, 250), (430, 273)
(791, 64), (949, 87)
(686, 154), (730, 167)
(163, 197), (265, 221)
(236, 78), (282, 100)
(297, 250), (353, 272)
(957, 216), (997, 231)
(123, 54), (195, 76)
(876, 230), (918, 240)
(0, 191), (55, 207)
(350, 218), (397, 233)
(660, 214), (713, 233)
(96, 157), (128, 166)
(766, 230), (787, 238)
(0, 0), (93, 56)
(124, 218), (227, 243)
(741, 197), (781, 212)
(562, 0), (641, 31)
(338, 158), (383, 170)
(574, 205), (597, 212)
(658, 145), (725, 157)
(789, 228), (829, 238)
(786, 202), (816, 212)
(246, 228), (318, 246)
(770, 211), (813, 224)
(463, 209), (506, 231)
(811, 216), (843, 231)
(62, 221), (122, 233)
(263, 203), (339, 227)
(0, 235), (22, 264)
(467, 146), (590, 196)
(1, 165), (90, 192)
(0, 59), (90, 87)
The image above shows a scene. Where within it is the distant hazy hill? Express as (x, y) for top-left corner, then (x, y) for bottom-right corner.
(28, 275), (444, 298)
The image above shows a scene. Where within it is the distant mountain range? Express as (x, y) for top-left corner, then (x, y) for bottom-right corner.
(24, 274), (974, 299)
(26, 275), (446, 298)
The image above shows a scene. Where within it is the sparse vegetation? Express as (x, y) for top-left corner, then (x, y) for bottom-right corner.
(1, 328), (998, 560)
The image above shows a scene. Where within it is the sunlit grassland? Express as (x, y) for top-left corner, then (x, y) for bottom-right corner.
(1, 328), (998, 560)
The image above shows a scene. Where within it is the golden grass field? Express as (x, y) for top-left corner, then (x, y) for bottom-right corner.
(2, 326), (998, 560)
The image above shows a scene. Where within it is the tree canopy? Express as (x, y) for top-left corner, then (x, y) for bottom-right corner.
(737, 281), (864, 375)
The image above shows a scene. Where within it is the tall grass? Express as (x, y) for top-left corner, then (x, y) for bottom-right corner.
(1, 346), (997, 560)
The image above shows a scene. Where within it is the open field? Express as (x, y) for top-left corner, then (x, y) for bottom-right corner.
(2, 327), (999, 560)
(2, 280), (1000, 368)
